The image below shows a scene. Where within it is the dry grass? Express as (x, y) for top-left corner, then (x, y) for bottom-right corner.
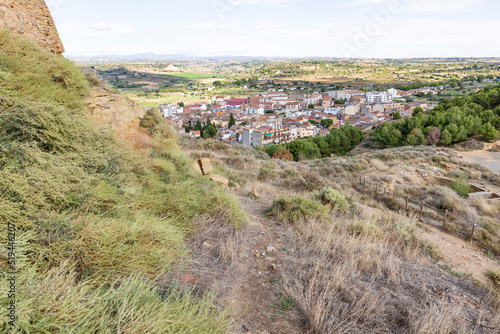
(281, 213), (498, 333)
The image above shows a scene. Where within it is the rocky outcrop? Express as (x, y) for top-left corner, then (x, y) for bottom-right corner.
(86, 87), (150, 148)
(0, 0), (65, 54)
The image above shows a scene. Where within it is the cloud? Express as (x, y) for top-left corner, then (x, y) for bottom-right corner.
(59, 23), (135, 37)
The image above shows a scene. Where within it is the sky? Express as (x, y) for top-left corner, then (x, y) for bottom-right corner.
(47, 0), (500, 58)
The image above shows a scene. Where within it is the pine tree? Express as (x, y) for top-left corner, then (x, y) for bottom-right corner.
(228, 113), (236, 128)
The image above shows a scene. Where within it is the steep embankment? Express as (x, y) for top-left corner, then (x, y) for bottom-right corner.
(0, 30), (245, 333)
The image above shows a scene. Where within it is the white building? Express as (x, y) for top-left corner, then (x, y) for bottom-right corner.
(245, 106), (265, 115)
(160, 104), (184, 117)
(366, 92), (392, 103)
(324, 106), (342, 115)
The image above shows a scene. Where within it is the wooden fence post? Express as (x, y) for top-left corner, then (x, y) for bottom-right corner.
(470, 223), (477, 243)
(405, 196), (409, 210)
(375, 184), (378, 194)
(384, 187), (387, 196)
(393, 190), (396, 199)
(419, 201), (424, 221)
(443, 210), (448, 228)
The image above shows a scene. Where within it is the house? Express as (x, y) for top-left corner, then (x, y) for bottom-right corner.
(324, 105), (342, 115)
(160, 104), (184, 117)
(329, 90), (365, 100)
(225, 98), (248, 108)
(345, 103), (361, 116)
(284, 102), (300, 112)
(172, 126), (186, 136)
(373, 103), (404, 114)
(245, 106), (265, 115)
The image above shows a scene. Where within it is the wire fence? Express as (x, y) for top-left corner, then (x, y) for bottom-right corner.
(357, 176), (479, 244)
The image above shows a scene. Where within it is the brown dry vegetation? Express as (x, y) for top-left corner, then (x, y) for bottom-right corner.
(180, 137), (500, 333)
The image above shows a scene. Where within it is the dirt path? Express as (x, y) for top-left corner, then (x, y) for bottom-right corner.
(182, 192), (302, 334)
(458, 142), (500, 173)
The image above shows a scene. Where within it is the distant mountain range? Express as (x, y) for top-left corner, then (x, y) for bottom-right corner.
(66, 53), (286, 63)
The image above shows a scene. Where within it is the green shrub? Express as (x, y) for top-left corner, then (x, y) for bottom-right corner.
(313, 188), (350, 211)
(450, 178), (473, 197)
(269, 196), (330, 224)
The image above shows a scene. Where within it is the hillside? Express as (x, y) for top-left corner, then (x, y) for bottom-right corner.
(0, 30), (245, 333)
(178, 138), (500, 333)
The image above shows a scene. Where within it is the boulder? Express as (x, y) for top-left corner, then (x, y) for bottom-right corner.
(251, 190), (261, 199)
(192, 161), (203, 175)
(198, 158), (213, 175)
(209, 174), (229, 187)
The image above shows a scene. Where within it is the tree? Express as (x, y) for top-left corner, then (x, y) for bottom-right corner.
(204, 124), (217, 138)
(308, 104), (315, 109)
(441, 129), (453, 146)
(479, 122), (499, 142)
(178, 102), (185, 107)
(393, 111), (402, 120)
(413, 107), (424, 115)
(308, 120), (317, 125)
(321, 119), (334, 129)
(375, 123), (403, 148)
(228, 113), (236, 128)
(405, 96), (414, 103)
(273, 149), (293, 161)
(426, 127), (441, 146)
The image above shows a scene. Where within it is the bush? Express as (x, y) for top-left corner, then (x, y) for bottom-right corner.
(268, 196), (330, 225)
(312, 188), (350, 212)
(450, 178), (473, 197)
(273, 148), (293, 161)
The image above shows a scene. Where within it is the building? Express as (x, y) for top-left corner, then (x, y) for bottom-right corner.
(160, 104), (184, 117)
(366, 91), (392, 103)
(284, 102), (300, 112)
(373, 103), (405, 114)
(242, 123), (292, 147)
(324, 106), (342, 115)
(345, 103), (361, 116)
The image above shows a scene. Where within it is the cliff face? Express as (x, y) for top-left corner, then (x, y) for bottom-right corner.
(0, 0), (64, 54)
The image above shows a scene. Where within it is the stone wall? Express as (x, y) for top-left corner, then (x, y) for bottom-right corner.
(0, 0), (64, 54)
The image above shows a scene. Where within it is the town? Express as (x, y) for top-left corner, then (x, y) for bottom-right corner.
(159, 84), (440, 147)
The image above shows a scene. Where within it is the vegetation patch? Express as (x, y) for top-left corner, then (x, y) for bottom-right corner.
(268, 196), (330, 225)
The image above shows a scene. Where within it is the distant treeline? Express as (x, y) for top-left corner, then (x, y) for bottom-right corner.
(260, 124), (365, 161)
(373, 85), (500, 147)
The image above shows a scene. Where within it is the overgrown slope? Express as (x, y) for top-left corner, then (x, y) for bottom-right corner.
(0, 30), (245, 333)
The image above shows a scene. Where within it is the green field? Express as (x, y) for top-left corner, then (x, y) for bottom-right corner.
(166, 73), (216, 80)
